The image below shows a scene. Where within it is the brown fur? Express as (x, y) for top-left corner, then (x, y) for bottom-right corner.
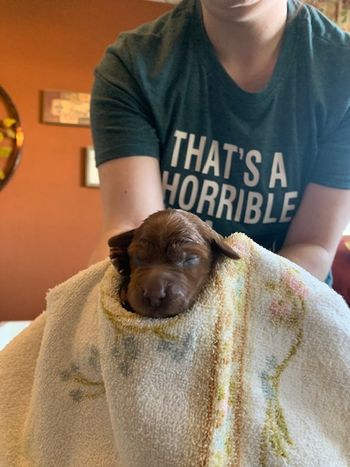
(108, 209), (239, 318)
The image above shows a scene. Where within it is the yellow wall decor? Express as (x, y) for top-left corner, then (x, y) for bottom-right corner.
(0, 87), (24, 190)
(308, 0), (350, 31)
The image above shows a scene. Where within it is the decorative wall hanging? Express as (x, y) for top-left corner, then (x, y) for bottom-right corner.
(41, 90), (90, 126)
(0, 86), (24, 190)
(308, 0), (350, 31)
(84, 146), (100, 188)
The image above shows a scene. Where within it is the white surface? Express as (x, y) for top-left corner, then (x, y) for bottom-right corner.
(85, 146), (100, 187)
(0, 321), (31, 351)
(344, 221), (350, 235)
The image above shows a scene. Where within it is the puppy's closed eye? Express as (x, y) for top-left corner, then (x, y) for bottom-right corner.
(183, 255), (200, 265)
(132, 255), (145, 267)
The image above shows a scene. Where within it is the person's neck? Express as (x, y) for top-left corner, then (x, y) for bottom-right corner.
(201, 0), (288, 92)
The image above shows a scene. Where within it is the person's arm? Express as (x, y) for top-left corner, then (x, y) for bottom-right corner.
(88, 156), (164, 265)
(279, 183), (350, 281)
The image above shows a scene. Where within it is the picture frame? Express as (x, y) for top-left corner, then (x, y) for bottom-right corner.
(41, 90), (90, 126)
(84, 146), (100, 188)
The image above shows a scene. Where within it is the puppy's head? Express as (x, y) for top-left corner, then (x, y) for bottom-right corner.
(108, 209), (239, 319)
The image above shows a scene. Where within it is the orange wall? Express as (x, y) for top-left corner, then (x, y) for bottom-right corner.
(0, 0), (171, 320)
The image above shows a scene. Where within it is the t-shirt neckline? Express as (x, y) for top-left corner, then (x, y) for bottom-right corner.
(192, 0), (301, 107)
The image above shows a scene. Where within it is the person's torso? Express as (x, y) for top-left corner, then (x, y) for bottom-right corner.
(107, 0), (350, 251)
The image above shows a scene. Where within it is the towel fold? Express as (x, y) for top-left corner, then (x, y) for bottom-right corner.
(1, 233), (349, 467)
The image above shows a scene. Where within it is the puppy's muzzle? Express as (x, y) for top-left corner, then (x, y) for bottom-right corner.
(141, 274), (167, 308)
(128, 268), (189, 318)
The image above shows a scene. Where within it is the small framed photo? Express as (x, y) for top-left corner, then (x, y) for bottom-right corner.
(41, 90), (90, 126)
(85, 146), (100, 188)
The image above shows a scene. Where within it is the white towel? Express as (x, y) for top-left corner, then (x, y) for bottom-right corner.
(1, 233), (349, 466)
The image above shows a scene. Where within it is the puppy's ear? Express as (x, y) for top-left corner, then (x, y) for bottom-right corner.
(211, 234), (240, 260)
(177, 210), (240, 260)
(194, 217), (240, 260)
(108, 229), (135, 274)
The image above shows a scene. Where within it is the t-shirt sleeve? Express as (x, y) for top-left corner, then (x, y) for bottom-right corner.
(311, 103), (350, 189)
(91, 43), (160, 167)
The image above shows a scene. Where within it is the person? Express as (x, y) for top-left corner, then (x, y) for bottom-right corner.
(89, 0), (350, 284)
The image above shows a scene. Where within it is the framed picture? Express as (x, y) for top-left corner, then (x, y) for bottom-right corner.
(84, 146), (100, 188)
(41, 90), (90, 126)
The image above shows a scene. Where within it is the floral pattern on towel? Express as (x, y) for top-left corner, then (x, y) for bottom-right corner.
(59, 345), (105, 402)
(112, 336), (139, 377)
(259, 269), (307, 466)
(206, 236), (308, 467)
(206, 238), (253, 466)
(157, 332), (194, 362)
(110, 330), (194, 377)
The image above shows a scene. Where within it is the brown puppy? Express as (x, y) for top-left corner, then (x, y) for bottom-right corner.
(108, 209), (240, 318)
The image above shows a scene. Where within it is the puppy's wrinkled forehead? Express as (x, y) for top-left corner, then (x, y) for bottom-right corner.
(133, 210), (207, 249)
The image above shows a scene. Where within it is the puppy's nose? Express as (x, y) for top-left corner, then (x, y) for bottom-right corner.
(142, 285), (166, 308)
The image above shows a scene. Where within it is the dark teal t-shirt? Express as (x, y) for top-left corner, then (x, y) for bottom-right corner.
(91, 0), (350, 252)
